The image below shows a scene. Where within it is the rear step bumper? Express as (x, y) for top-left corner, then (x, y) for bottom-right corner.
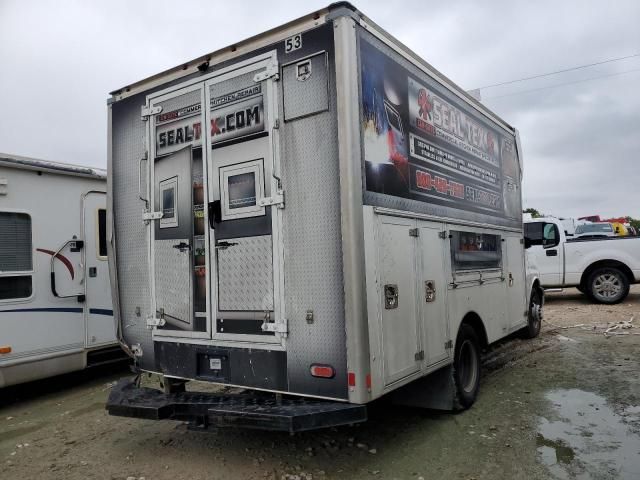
(106, 377), (367, 433)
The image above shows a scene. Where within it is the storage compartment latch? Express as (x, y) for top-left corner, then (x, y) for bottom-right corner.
(384, 284), (399, 309)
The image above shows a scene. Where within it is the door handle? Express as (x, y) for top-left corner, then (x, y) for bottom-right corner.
(172, 242), (191, 252)
(208, 200), (221, 228)
(215, 241), (238, 250)
(546, 249), (558, 257)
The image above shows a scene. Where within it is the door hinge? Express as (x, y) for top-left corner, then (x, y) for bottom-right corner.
(254, 64), (279, 82)
(147, 310), (166, 328)
(141, 105), (162, 120)
(261, 320), (288, 336)
(142, 211), (163, 223)
(409, 228), (419, 237)
(414, 350), (424, 361)
(438, 231), (448, 239)
(444, 340), (453, 349)
(258, 190), (285, 208)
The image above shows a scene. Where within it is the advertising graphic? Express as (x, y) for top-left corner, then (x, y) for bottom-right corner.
(154, 86), (265, 156)
(360, 37), (521, 221)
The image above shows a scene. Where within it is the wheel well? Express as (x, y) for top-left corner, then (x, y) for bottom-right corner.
(580, 260), (634, 288)
(459, 312), (489, 350)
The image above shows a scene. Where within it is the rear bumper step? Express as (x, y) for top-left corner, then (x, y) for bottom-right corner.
(106, 377), (367, 432)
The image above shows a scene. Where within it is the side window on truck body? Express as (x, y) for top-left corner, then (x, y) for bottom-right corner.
(450, 231), (502, 271)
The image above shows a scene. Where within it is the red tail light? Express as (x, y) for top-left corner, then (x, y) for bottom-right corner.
(310, 364), (335, 379)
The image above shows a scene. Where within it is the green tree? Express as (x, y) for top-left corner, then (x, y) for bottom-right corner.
(523, 207), (542, 218)
(625, 216), (640, 231)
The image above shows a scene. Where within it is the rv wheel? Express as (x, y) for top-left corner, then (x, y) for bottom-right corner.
(453, 324), (481, 410)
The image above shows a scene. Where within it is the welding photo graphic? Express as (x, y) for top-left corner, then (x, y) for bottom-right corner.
(361, 45), (410, 198)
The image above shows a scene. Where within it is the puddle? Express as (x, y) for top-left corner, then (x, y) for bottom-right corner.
(537, 389), (640, 479)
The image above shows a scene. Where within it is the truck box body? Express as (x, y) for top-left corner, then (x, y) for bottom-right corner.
(108, 3), (534, 410)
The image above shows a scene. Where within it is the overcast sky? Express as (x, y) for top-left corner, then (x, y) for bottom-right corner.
(1, 0), (638, 219)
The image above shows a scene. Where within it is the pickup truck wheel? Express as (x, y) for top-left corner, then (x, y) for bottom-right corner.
(453, 324), (481, 410)
(522, 288), (543, 339)
(587, 267), (629, 304)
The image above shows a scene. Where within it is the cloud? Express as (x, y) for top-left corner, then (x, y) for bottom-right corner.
(0, 0), (638, 217)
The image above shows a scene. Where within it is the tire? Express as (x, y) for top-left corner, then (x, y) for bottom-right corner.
(452, 323), (481, 410)
(522, 288), (543, 339)
(586, 267), (629, 304)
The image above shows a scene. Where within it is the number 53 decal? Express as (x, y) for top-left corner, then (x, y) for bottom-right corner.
(285, 34), (302, 53)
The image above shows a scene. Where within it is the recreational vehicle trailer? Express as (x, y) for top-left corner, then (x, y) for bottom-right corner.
(0, 154), (122, 388)
(106, 3), (543, 431)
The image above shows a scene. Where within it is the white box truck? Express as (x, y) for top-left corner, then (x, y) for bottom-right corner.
(106, 3), (543, 431)
(0, 154), (123, 387)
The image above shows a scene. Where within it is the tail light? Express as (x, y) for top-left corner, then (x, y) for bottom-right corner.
(310, 364), (335, 379)
(0, 346), (12, 354)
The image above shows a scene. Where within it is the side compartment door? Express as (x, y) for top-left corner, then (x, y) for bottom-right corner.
(378, 216), (421, 385)
(84, 193), (116, 346)
(417, 221), (449, 366)
(504, 234), (528, 330)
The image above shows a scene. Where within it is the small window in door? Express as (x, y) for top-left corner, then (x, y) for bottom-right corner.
(228, 172), (257, 209)
(220, 159), (265, 221)
(159, 177), (179, 228)
(97, 209), (107, 259)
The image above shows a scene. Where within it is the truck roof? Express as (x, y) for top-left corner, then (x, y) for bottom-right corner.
(0, 152), (106, 180)
(108, 2), (515, 135)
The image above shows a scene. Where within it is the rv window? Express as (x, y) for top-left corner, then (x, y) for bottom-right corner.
(0, 276), (32, 301)
(450, 231), (502, 271)
(0, 212), (32, 272)
(98, 209), (107, 258)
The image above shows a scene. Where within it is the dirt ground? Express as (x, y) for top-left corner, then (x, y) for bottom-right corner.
(2, 286), (640, 480)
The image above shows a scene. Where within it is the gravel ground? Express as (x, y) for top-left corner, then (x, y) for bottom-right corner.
(2, 286), (640, 480)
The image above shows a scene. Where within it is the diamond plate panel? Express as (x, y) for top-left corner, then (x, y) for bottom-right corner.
(283, 52), (329, 121)
(280, 41), (348, 399)
(154, 239), (191, 324)
(112, 93), (154, 368)
(217, 235), (274, 311)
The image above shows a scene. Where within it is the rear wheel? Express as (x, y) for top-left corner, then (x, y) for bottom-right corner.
(521, 288), (543, 339)
(453, 324), (481, 410)
(586, 267), (629, 304)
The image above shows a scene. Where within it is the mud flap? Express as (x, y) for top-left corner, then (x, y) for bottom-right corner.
(106, 377), (367, 433)
(389, 364), (457, 411)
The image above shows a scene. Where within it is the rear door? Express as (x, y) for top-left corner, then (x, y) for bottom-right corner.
(205, 53), (285, 345)
(148, 84), (209, 336)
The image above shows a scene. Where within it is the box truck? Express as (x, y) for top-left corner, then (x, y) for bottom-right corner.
(0, 154), (123, 387)
(106, 2), (543, 432)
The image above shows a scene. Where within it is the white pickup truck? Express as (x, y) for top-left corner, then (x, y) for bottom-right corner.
(524, 217), (640, 304)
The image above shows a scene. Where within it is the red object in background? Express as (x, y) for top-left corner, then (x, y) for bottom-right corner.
(578, 215), (601, 222)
